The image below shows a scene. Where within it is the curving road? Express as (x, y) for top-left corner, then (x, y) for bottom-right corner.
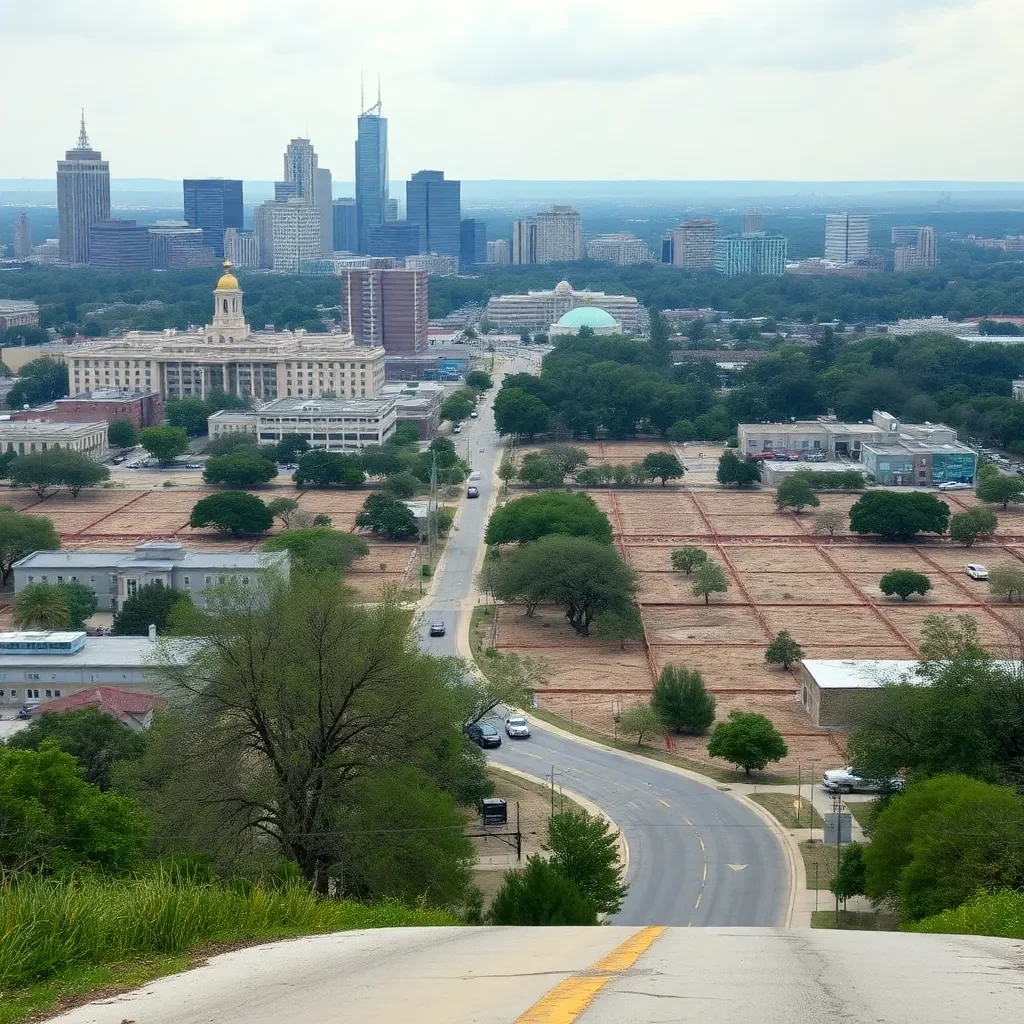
(420, 351), (789, 927)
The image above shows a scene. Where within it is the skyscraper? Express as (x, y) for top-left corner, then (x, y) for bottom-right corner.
(406, 171), (461, 257)
(314, 167), (333, 255)
(274, 181), (299, 201)
(535, 206), (582, 263)
(486, 239), (510, 265)
(13, 213), (32, 257)
(254, 199), (321, 273)
(332, 198), (358, 252)
(460, 219), (487, 269)
(894, 226), (938, 272)
(824, 212), (870, 263)
(183, 179), (243, 257)
(917, 226), (937, 269)
(283, 138), (317, 201)
(713, 235), (787, 277)
(56, 111), (110, 265)
(368, 222), (421, 259)
(355, 88), (388, 254)
(339, 268), (428, 356)
(512, 219), (537, 265)
(743, 208), (765, 235)
(385, 198), (399, 221)
(670, 219), (717, 269)
(88, 219), (153, 270)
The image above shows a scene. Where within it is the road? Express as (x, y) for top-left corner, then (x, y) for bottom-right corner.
(50, 927), (1024, 1023)
(420, 350), (789, 927)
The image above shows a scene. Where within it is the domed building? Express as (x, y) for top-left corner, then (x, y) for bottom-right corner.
(549, 304), (621, 337)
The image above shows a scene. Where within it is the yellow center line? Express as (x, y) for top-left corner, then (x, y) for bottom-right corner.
(514, 926), (666, 1023)
(657, 798), (671, 808)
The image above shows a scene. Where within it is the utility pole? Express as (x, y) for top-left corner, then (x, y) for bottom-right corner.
(547, 765), (562, 820)
(833, 792), (843, 926)
(428, 450), (438, 563)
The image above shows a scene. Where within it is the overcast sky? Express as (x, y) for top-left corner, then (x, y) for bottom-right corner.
(2, 0), (1019, 181)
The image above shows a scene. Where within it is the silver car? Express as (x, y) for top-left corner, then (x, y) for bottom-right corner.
(505, 715), (530, 739)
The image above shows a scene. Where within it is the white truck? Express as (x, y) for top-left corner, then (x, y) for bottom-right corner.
(822, 766), (904, 794)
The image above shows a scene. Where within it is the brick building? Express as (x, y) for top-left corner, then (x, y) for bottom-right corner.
(10, 389), (163, 429)
(339, 268), (428, 356)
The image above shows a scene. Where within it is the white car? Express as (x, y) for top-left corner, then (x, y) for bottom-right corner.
(822, 767), (903, 794)
(505, 715), (530, 739)
(966, 564), (989, 580)
(938, 481), (972, 491)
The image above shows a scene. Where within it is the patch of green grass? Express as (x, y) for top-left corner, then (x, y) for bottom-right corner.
(907, 889), (1024, 939)
(799, 840), (838, 890)
(811, 909), (898, 931)
(749, 793), (825, 829)
(844, 799), (877, 831)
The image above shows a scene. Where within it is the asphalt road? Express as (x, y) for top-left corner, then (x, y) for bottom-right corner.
(50, 927), (1024, 1023)
(419, 352), (789, 927)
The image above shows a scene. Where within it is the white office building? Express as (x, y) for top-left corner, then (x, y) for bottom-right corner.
(486, 280), (641, 333)
(224, 228), (260, 269)
(486, 239), (510, 265)
(404, 253), (459, 276)
(535, 206), (582, 263)
(824, 213), (870, 263)
(585, 233), (653, 265)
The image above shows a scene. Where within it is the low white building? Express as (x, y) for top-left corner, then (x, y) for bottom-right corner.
(0, 419), (108, 459)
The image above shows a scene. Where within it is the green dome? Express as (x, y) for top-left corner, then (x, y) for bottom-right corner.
(555, 306), (618, 330)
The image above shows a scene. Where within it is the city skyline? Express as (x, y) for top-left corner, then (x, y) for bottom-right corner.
(2, 1), (1021, 182)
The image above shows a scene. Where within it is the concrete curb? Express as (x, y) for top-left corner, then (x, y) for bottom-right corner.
(736, 794), (801, 929)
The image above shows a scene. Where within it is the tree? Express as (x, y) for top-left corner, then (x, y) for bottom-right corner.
(165, 397), (211, 436)
(651, 665), (717, 735)
(439, 388), (476, 423)
(5, 357), (69, 409)
(949, 507), (998, 546)
(266, 496), (300, 528)
(813, 508), (845, 539)
(203, 450), (278, 488)
(517, 453), (563, 488)
(430, 507), (455, 537)
(355, 492), (419, 540)
(455, 651), (542, 728)
(389, 423), (420, 447)
(864, 775), (1024, 922)
(543, 444), (590, 479)
(707, 710), (788, 776)
(830, 843), (867, 902)
(592, 604), (644, 649)
(670, 546), (708, 575)
(485, 492), (612, 547)
(112, 582), (193, 636)
(848, 491), (949, 541)
(880, 569), (932, 601)
(642, 451), (684, 486)
(7, 706), (147, 791)
(263, 527), (369, 574)
(764, 630), (804, 669)
(293, 450), (365, 489)
(275, 433), (310, 464)
(989, 564), (1024, 602)
(189, 492), (273, 537)
(488, 856), (597, 925)
(13, 582), (71, 630)
(617, 703), (662, 746)
(8, 450), (107, 498)
(775, 475), (820, 513)
(139, 425), (189, 465)
(498, 454), (517, 493)
(692, 561), (728, 604)
(384, 471), (419, 498)
(976, 473), (1024, 510)
(546, 809), (628, 916)
(429, 436), (459, 469)
(717, 450), (762, 487)
(0, 507), (59, 585)
(359, 444), (402, 479)
(203, 431), (259, 456)
(0, 745), (149, 876)
(107, 419), (138, 449)
(466, 370), (492, 390)
(204, 388), (250, 413)
(493, 387), (551, 439)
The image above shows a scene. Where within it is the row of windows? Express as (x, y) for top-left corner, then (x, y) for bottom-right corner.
(73, 360), (154, 368)
(0, 688), (61, 698)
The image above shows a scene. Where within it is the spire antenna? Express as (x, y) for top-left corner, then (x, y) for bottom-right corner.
(77, 109), (90, 149)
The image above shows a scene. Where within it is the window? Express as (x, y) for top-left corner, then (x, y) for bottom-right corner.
(54, 690), (60, 697)
(126, 578), (137, 597)
(56, 575), (64, 583)
(90, 575), (96, 585)
(205, 576), (213, 586)
(10, 690), (16, 697)
(27, 688), (39, 699)
(45, 690), (51, 698)
(41, 575), (48, 583)
(182, 576), (191, 590)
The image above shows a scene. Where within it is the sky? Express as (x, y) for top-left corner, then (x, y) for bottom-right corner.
(1, 0), (1021, 182)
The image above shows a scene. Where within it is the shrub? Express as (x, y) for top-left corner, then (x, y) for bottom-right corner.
(651, 666), (716, 735)
(488, 857), (597, 925)
(879, 569), (931, 601)
(707, 710), (788, 776)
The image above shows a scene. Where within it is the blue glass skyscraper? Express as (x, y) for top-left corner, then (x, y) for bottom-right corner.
(406, 170), (461, 257)
(183, 179), (243, 257)
(355, 94), (388, 255)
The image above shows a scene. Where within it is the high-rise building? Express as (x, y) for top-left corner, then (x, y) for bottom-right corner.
(385, 198), (399, 222)
(224, 228), (260, 269)
(824, 212), (870, 263)
(670, 219), (717, 269)
(406, 171), (461, 257)
(339, 268), (428, 356)
(661, 236), (674, 264)
(148, 221), (210, 269)
(714, 235), (787, 277)
(405, 253), (459, 277)
(88, 220), (153, 270)
(257, 198), (321, 273)
(332, 198), (358, 252)
(56, 112), (111, 265)
(742, 208), (765, 235)
(535, 205), (582, 263)
(460, 218), (487, 269)
(512, 219), (537, 264)
(182, 179), (243, 257)
(585, 232), (653, 265)
(367, 222), (421, 258)
(891, 226), (922, 247)
(283, 138), (317, 201)
(917, 226), (937, 269)
(13, 213), (32, 257)
(895, 227), (938, 273)
(355, 90), (389, 254)
(314, 167), (333, 255)
(486, 239), (510, 265)
(274, 181), (299, 201)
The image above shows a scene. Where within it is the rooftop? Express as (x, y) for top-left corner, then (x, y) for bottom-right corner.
(258, 396), (396, 416)
(57, 389), (160, 403)
(0, 420), (108, 435)
(862, 439), (976, 455)
(804, 658), (1018, 689)
(0, 635), (196, 669)
(14, 543), (288, 571)
(31, 686), (168, 724)
(555, 306), (619, 329)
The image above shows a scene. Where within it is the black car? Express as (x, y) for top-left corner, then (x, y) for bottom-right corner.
(467, 486), (479, 498)
(465, 722), (502, 748)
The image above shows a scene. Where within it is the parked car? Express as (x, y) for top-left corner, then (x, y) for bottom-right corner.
(16, 706), (31, 720)
(465, 722), (502, 748)
(966, 564), (989, 580)
(470, 410), (478, 418)
(752, 451), (776, 460)
(938, 480), (972, 491)
(505, 715), (531, 738)
(469, 471), (481, 481)
(453, 425), (462, 433)
(467, 486), (479, 498)
(823, 766), (903, 794)
(428, 621), (446, 637)
(805, 451), (827, 462)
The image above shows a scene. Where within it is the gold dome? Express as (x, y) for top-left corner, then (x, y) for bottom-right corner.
(216, 259), (239, 290)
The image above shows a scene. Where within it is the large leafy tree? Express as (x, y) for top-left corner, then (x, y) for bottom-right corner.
(691, 561), (728, 604)
(642, 451), (684, 486)
(671, 546), (708, 575)
(651, 665), (717, 734)
(112, 582), (193, 636)
(9, 450), (109, 498)
(775, 475), (820, 513)
(707, 710), (788, 776)
(165, 397), (211, 436)
(189, 492), (273, 537)
(948, 507), (998, 546)
(879, 568), (931, 601)
(262, 527), (369, 574)
(485, 492), (612, 546)
(5, 357), (68, 409)
(976, 473), (1024, 510)
(546, 808), (628, 916)
(439, 388), (476, 423)
(202, 450), (278, 488)
(14, 581), (96, 630)
(849, 491), (949, 541)
(107, 419), (138, 449)
(0, 507), (59, 585)
(355, 492), (419, 540)
(764, 630), (804, 669)
(294, 450), (365, 489)
(493, 387), (551, 439)
(717, 450), (762, 487)
(139, 425), (189, 465)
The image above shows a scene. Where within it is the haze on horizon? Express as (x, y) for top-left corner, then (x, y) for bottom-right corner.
(1, 0), (1020, 183)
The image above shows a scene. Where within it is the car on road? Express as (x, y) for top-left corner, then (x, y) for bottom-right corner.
(823, 766), (903, 794)
(470, 410), (478, 418)
(966, 563), (989, 580)
(453, 425), (462, 433)
(465, 722), (502, 748)
(467, 485), (479, 498)
(505, 715), (530, 738)
(478, 447), (485, 452)
(938, 481), (972, 491)
(469, 471), (481, 481)
(428, 621), (446, 637)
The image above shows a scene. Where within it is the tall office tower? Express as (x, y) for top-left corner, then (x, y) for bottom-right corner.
(274, 181), (299, 201)
(460, 219), (487, 268)
(283, 138), (318, 201)
(253, 201), (276, 268)
(224, 227), (260, 269)
(406, 170), (461, 256)
(13, 213), (32, 257)
(891, 226), (922, 247)
(713, 235), (787, 277)
(585, 232), (653, 265)
(661, 235), (674, 264)
(332, 199), (358, 252)
(314, 167), (333, 255)
(743, 207), (765, 235)
(512, 219), (537, 264)
(182, 179), (243, 257)
(824, 212), (870, 263)
(266, 198), (321, 273)
(385, 198), (399, 221)
(917, 226), (937, 269)
(88, 219), (153, 269)
(486, 239), (510, 265)
(536, 205), (582, 263)
(670, 219), (717, 269)
(894, 226), (938, 273)
(355, 87), (389, 254)
(339, 268), (428, 356)
(56, 111), (110, 265)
